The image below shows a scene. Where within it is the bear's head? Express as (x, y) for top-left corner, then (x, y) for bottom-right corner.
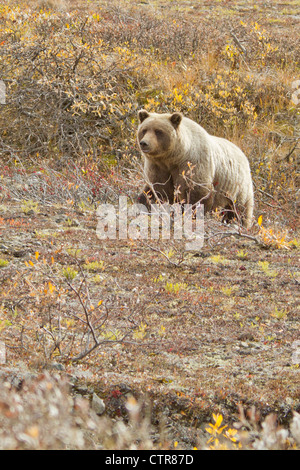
(137, 110), (182, 159)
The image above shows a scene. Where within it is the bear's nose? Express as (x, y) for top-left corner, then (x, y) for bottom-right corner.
(139, 140), (150, 151)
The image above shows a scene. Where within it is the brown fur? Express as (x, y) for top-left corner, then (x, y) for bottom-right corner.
(137, 110), (254, 229)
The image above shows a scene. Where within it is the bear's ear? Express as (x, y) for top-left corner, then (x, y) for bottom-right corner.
(138, 109), (150, 123)
(170, 112), (182, 129)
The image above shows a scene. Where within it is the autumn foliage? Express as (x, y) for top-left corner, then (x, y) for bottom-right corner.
(0, 0), (299, 451)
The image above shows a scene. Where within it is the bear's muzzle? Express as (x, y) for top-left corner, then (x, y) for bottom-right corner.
(139, 140), (151, 152)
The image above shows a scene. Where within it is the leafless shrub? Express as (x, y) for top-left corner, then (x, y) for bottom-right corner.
(0, 161), (122, 206)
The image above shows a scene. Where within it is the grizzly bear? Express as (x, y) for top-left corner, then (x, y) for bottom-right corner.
(137, 110), (254, 229)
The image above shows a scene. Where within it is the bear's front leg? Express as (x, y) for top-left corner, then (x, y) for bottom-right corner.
(138, 163), (174, 209)
(137, 180), (174, 209)
(137, 186), (155, 209)
(174, 173), (215, 211)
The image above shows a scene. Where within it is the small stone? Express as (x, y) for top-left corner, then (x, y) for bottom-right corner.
(91, 392), (105, 415)
(71, 219), (80, 226)
(47, 362), (65, 371)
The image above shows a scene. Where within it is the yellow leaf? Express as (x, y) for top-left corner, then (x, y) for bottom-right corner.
(213, 413), (223, 427)
(35, 251), (39, 260)
(258, 215), (263, 226)
(48, 282), (56, 294)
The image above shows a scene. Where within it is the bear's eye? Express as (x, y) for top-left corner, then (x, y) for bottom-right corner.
(155, 129), (163, 138)
(140, 129), (147, 138)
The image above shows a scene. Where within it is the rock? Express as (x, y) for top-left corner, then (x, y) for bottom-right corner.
(0, 367), (38, 389)
(91, 392), (105, 415)
(44, 362), (65, 371)
(55, 214), (69, 224)
(0, 244), (9, 252)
